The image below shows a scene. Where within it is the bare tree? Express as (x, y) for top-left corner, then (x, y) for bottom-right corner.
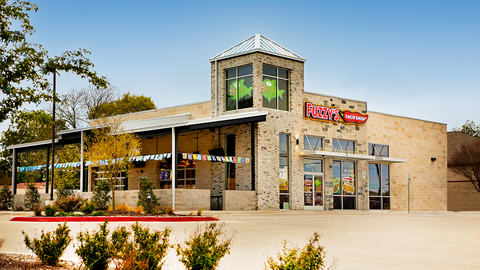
(57, 87), (86, 129)
(449, 140), (480, 192)
(81, 84), (119, 120)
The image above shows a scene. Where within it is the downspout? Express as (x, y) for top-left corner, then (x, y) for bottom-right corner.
(215, 60), (218, 117)
(80, 131), (84, 195)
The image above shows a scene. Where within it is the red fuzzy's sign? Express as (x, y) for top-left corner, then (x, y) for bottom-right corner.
(304, 102), (368, 125)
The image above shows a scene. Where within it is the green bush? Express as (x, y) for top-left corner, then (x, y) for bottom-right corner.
(55, 211), (71, 217)
(44, 205), (57, 216)
(137, 177), (159, 213)
(24, 183), (41, 211)
(91, 179), (111, 211)
(90, 211), (106, 216)
(0, 185), (13, 210)
(176, 222), (235, 270)
(80, 201), (96, 215)
(76, 221), (113, 270)
(55, 195), (86, 213)
(15, 205), (24, 211)
(265, 232), (326, 270)
(113, 222), (171, 270)
(55, 176), (76, 201)
(22, 222), (72, 266)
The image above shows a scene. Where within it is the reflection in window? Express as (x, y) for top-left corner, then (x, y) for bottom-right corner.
(226, 65), (253, 111)
(333, 161), (356, 210)
(368, 143), (389, 157)
(160, 159), (196, 189)
(368, 164), (390, 210)
(279, 134), (289, 209)
(332, 140), (355, 153)
(304, 136), (323, 151)
(263, 65), (289, 111)
(225, 134), (236, 190)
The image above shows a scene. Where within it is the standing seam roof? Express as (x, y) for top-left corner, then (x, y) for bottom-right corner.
(210, 34), (305, 62)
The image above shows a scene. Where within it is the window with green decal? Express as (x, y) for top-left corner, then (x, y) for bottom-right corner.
(225, 65), (253, 111)
(262, 65), (289, 110)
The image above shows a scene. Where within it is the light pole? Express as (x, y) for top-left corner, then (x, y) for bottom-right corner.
(50, 71), (56, 201)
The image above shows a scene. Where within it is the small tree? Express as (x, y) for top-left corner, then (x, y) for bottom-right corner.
(265, 232), (327, 270)
(453, 120), (480, 138)
(449, 139), (480, 192)
(55, 169), (79, 201)
(91, 179), (111, 210)
(24, 183), (41, 210)
(23, 222), (72, 266)
(85, 119), (140, 211)
(137, 177), (159, 213)
(0, 185), (13, 210)
(176, 222), (235, 270)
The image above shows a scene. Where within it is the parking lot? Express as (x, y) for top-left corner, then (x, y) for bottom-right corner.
(1, 211), (479, 269)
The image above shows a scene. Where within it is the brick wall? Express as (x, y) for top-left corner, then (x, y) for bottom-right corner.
(224, 190), (256, 211)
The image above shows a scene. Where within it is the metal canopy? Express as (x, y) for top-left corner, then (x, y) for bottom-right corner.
(210, 34), (306, 62)
(7, 111), (269, 152)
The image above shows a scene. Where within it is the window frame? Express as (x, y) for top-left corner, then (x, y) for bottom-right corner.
(368, 143), (389, 157)
(225, 65), (253, 111)
(368, 163), (390, 210)
(262, 65), (290, 111)
(304, 136), (323, 151)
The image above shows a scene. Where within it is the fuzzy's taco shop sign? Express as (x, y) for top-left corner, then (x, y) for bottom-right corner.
(304, 102), (368, 125)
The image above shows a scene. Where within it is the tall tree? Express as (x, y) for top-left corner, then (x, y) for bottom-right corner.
(453, 120), (480, 138)
(85, 119), (141, 210)
(0, 1), (108, 123)
(449, 139), (480, 192)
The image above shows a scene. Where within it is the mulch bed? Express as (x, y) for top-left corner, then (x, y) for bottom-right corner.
(0, 253), (80, 269)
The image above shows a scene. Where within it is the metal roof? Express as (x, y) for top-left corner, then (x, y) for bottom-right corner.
(210, 34), (306, 62)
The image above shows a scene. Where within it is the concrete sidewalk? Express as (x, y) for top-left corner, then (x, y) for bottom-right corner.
(1, 211), (479, 269)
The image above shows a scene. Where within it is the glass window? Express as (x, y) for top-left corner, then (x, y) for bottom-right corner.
(333, 161), (356, 210)
(262, 65), (289, 111)
(226, 65), (253, 111)
(226, 134), (236, 190)
(368, 163), (390, 210)
(332, 140), (355, 153)
(279, 134), (289, 209)
(368, 143), (389, 157)
(304, 136), (323, 151)
(159, 159), (196, 189)
(304, 159), (323, 173)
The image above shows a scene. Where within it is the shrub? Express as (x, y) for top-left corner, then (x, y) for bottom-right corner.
(112, 222), (172, 270)
(44, 205), (57, 217)
(90, 211), (106, 216)
(76, 221), (113, 270)
(33, 205), (42, 216)
(0, 185), (13, 210)
(55, 211), (71, 217)
(116, 202), (131, 212)
(15, 205), (24, 211)
(197, 208), (203, 216)
(22, 222), (72, 266)
(135, 206), (144, 214)
(265, 232), (326, 270)
(91, 179), (111, 211)
(24, 183), (41, 211)
(137, 177), (159, 213)
(176, 222), (235, 270)
(55, 176), (76, 201)
(55, 195), (86, 213)
(80, 201), (96, 215)
(166, 206), (174, 215)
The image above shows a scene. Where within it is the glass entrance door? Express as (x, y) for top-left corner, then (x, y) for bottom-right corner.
(304, 159), (323, 210)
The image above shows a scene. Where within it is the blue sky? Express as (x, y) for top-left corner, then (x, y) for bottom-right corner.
(2, 0), (479, 134)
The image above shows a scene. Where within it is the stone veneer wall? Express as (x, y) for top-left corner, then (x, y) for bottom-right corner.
(82, 189), (210, 211)
(211, 52), (306, 210)
(224, 190), (256, 211)
(367, 112), (447, 211)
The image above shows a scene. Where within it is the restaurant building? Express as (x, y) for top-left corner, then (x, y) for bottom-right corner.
(9, 34), (448, 211)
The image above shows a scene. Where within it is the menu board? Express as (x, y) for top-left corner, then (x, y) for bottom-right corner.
(304, 193), (313, 205)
